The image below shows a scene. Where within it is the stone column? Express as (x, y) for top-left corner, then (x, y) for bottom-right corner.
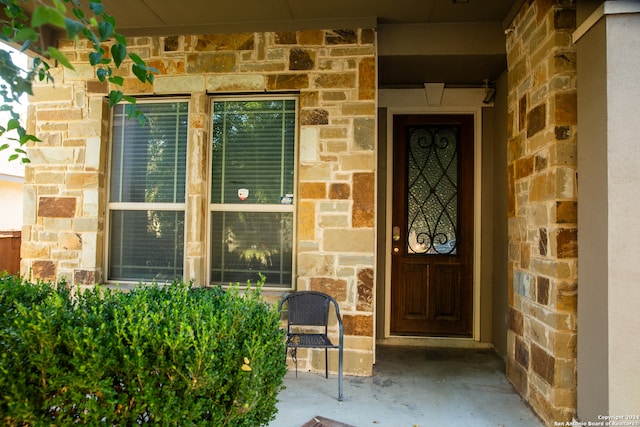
(505, 1), (578, 423)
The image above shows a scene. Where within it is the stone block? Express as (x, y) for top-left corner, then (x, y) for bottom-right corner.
(314, 72), (356, 89)
(289, 48), (315, 70)
(358, 57), (375, 100)
(554, 92), (577, 125)
(323, 229), (373, 253)
(21, 241), (49, 259)
(300, 109), (329, 125)
(537, 276), (550, 305)
(320, 127), (348, 139)
(38, 197), (76, 218)
(507, 357), (529, 397)
(515, 336), (530, 368)
(154, 75), (205, 93)
(535, 155), (547, 172)
(195, 33), (254, 51)
(325, 30), (357, 45)
(343, 314), (373, 336)
(32, 260), (56, 281)
(531, 342), (555, 385)
(514, 270), (532, 299)
(309, 277), (347, 301)
(300, 91), (319, 108)
(343, 102), (375, 117)
(299, 164), (332, 181)
(37, 109), (83, 122)
(297, 201), (315, 240)
(67, 172), (98, 189)
(335, 349), (374, 376)
(340, 153), (375, 171)
(299, 127), (319, 162)
(146, 59), (185, 76)
(354, 117), (375, 150)
(515, 155), (534, 179)
(356, 268), (373, 312)
(338, 254), (374, 266)
(59, 232), (82, 251)
(299, 182), (326, 199)
(323, 91), (347, 101)
(163, 36), (181, 51)
(187, 52), (236, 73)
(556, 281), (577, 312)
(319, 214), (349, 228)
(554, 7), (576, 31)
(539, 227), (548, 256)
(329, 183), (350, 199)
(527, 103), (546, 137)
(267, 74), (309, 90)
(556, 228), (577, 258)
(207, 74), (266, 92)
(509, 307), (524, 335)
(552, 331), (576, 359)
(274, 32), (297, 45)
(298, 253), (335, 276)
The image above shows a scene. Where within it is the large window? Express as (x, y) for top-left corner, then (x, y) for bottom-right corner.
(209, 98), (296, 288)
(108, 101), (188, 282)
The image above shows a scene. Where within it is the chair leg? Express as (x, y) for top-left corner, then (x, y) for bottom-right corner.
(338, 346), (343, 401)
(325, 348), (328, 379)
(290, 347), (298, 378)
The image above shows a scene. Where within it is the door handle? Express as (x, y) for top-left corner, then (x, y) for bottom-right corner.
(392, 226), (400, 242)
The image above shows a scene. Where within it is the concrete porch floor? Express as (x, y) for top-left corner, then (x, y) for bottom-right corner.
(270, 345), (543, 427)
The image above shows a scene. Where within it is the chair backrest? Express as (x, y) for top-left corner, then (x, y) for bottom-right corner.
(279, 291), (341, 328)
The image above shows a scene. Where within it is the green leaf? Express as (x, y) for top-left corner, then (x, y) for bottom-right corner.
(0, 143), (8, 151)
(109, 76), (124, 86)
(98, 21), (114, 42)
(7, 119), (19, 131)
(111, 43), (126, 68)
(21, 157), (31, 164)
(14, 28), (38, 43)
(47, 47), (74, 70)
(64, 17), (85, 39)
(132, 64), (148, 83)
(20, 134), (40, 144)
(96, 67), (109, 82)
(128, 52), (144, 66)
(89, 2), (105, 15)
(8, 154), (18, 161)
(89, 52), (102, 66)
(82, 28), (100, 47)
(108, 90), (123, 107)
(32, 6), (66, 29)
(71, 7), (86, 20)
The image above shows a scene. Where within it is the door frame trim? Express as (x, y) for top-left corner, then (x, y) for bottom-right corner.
(382, 92), (484, 342)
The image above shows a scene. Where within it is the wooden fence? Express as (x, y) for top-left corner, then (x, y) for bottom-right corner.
(0, 231), (21, 275)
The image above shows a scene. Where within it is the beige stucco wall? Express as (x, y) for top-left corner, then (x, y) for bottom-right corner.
(23, 29), (377, 376)
(576, 4), (640, 420)
(0, 179), (23, 231)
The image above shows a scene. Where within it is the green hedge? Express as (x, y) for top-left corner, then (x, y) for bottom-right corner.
(0, 275), (287, 426)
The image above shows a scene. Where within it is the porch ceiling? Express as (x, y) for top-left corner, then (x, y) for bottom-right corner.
(74, 0), (521, 88)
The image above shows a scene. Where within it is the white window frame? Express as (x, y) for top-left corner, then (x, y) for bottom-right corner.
(105, 98), (189, 284)
(207, 95), (298, 289)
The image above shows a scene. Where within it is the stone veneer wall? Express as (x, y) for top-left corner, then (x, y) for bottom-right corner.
(23, 29), (376, 376)
(505, 0), (577, 424)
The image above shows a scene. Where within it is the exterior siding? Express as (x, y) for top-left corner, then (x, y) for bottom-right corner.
(23, 29), (377, 376)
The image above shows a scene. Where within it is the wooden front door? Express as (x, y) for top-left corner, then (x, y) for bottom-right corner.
(390, 114), (474, 336)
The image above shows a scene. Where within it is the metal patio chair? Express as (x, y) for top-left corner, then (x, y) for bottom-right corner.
(278, 291), (344, 401)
